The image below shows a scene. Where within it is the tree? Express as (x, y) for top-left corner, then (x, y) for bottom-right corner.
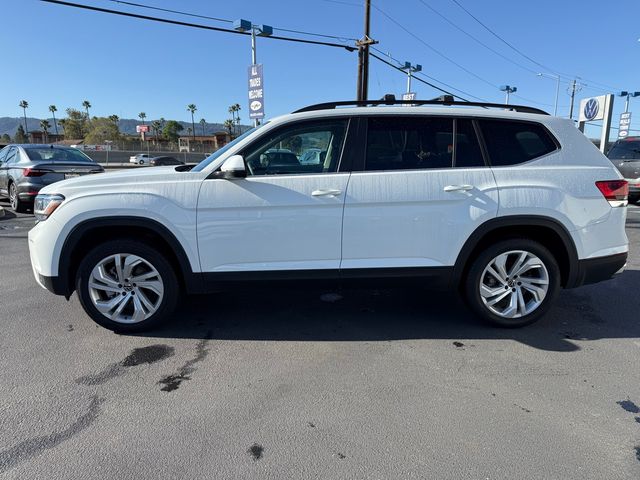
(223, 119), (234, 137)
(14, 124), (27, 143)
(49, 105), (59, 136)
(199, 118), (206, 136)
(1, 134), (10, 143)
(84, 117), (121, 144)
(40, 120), (51, 143)
(108, 115), (119, 126)
(82, 100), (91, 119)
(187, 104), (197, 141)
(162, 120), (183, 144)
(63, 108), (89, 139)
(151, 120), (162, 145)
(232, 103), (241, 134)
(228, 104), (241, 136)
(19, 100), (29, 134)
(138, 112), (146, 125)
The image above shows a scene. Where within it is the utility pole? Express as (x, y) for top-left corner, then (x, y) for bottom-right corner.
(499, 85), (517, 105)
(401, 62), (422, 95)
(567, 79), (582, 120)
(356, 0), (376, 101)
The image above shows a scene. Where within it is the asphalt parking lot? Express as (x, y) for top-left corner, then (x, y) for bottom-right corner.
(1, 200), (639, 479)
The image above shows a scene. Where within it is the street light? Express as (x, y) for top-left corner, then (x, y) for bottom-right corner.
(618, 91), (640, 113)
(400, 62), (422, 95)
(499, 85), (517, 104)
(234, 19), (273, 127)
(537, 73), (560, 116)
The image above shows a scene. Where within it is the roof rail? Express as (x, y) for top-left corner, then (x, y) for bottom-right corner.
(293, 98), (548, 115)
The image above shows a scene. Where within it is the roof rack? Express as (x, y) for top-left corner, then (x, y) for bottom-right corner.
(293, 96), (548, 115)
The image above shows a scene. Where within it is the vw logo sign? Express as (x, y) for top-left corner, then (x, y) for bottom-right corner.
(584, 98), (599, 121)
(250, 101), (262, 111)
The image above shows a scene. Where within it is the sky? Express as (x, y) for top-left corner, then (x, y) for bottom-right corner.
(1, 0), (639, 138)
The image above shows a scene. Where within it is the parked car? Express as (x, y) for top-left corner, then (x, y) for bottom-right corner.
(29, 99), (628, 332)
(129, 153), (151, 165)
(149, 156), (184, 167)
(0, 144), (103, 212)
(607, 136), (640, 204)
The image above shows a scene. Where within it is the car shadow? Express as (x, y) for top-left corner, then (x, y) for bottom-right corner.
(132, 268), (640, 353)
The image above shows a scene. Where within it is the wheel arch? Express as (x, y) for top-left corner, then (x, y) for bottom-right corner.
(453, 215), (580, 289)
(58, 216), (203, 298)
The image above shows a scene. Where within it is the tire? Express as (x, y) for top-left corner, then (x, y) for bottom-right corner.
(76, 240), (179, 332)
(8, 182), (28, 213)
(464, 238), (560, 328)
(139, 160), (144, 165)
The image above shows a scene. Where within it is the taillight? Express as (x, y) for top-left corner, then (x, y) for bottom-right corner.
(23, 168), (48, 177)
(596, 180), (628, 207)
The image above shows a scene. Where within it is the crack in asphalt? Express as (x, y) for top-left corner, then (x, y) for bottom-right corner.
(0, 396), (104, 474)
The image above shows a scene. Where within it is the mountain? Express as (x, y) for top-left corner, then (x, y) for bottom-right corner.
(0, 117), (249, 137)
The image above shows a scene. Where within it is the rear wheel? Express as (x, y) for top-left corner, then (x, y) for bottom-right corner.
(464, 239), (560, 328)
(139, 160), (144, 165)
(76, 240), (179, 332)
(8, 182), (28, 213)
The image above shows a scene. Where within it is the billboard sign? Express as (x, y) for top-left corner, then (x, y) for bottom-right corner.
(618, 112), (632, 139)
(402, 92), (416, 101)
(248, 64), (265, 120)
(136, 125), (149, 133)
(579, 95), (608, 122)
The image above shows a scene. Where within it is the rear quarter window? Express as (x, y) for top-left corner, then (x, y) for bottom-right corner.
(479, 120), (558, 166)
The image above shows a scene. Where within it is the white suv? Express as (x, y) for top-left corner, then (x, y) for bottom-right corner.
(28, 100), (629, 332)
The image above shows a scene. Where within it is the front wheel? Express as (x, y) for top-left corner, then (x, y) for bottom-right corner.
(464, 239), (560, 328)
(139, 160), (144, 165)
(76, 240), (179, 332)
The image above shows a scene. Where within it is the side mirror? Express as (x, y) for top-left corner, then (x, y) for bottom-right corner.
(208, 154), (247, 179)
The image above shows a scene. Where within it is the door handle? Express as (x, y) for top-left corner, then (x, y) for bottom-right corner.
(443, 184), (474, 192)
(312, 189), (342, 197)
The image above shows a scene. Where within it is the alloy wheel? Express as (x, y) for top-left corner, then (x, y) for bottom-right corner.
(479, 250), (549, 319)
(88, 253), (164, 324)
(9, 183), (17, 210)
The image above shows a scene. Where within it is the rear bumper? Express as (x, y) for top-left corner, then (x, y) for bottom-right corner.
(571, 252), (627, 288)
(17, 181), (43, 201)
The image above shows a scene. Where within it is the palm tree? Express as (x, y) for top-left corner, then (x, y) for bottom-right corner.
(138, 112), (146, 125)
(40, 120), (51, 143)
(108, 114), (119, 126)
(49, 105), (59, 136)
(19, 100), (29, 134)
(233, 103), (241, 134)
(82, 100), (91, 119)
(187, 104), (197, 141)
(199, 118), (206, 136)
(151, 120), (162, 145)
(223, 119), (234, 138)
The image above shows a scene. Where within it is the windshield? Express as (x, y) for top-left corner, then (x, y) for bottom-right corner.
(191, 126), (262, 172)
(608, 140), (640, 160)
(25, 147), (95, 163)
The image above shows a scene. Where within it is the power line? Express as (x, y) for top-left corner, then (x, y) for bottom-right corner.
(448, 0), (622, 92)
(416, 0), (539, 76)
(42, 0), (357, 51)
(371, 4), (499, 90)
(371, 47), (485, 101)
(369, 52), (472, 102)
(108, 0), (357, 42)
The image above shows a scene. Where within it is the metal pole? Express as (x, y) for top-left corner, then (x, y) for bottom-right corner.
(624, 94), (630, 113)
(406, 70), (412, 94)
(553, 75), (560, 116)
(505, 90), (510, 104)
(251, 27), (258, 127)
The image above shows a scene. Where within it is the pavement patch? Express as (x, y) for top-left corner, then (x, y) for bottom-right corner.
(616, 399), (640, 414)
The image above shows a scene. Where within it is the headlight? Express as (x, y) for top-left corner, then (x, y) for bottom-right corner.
(34, 194), (65, 222)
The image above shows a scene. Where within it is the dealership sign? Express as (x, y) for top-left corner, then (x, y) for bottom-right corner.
(248, 64), (265, 120)
(618, 112), (632, 139)
(579, 95), (609, 122)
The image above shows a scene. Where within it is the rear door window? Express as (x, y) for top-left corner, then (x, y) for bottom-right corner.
(478, 120), (558, 166)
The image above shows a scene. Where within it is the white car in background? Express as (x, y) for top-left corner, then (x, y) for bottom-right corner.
(129, 153), (150, 165)
(28, 98), (629, 332)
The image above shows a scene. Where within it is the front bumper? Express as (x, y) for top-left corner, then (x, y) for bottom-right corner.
(573, 252), (627, 287)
